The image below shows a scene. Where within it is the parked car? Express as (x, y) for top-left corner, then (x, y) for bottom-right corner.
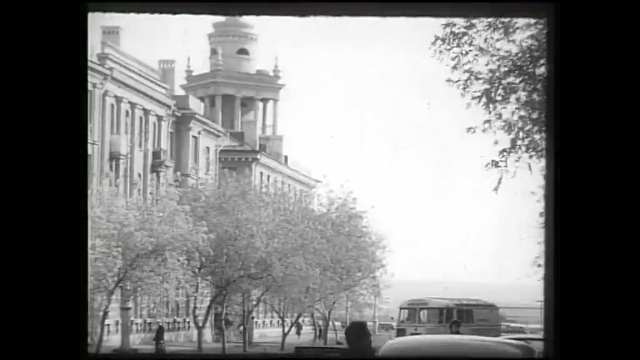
(501, 334), (544, 357)
(378, 334), (536, 358)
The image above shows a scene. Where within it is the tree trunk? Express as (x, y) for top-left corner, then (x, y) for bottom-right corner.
(310, 311), (317, 341)
(94, 292), (114, 354)
(221, 293), (228, 354)
(279, 312), (303, 352)
(242, 292), (248, 352)
(323, 309), (332, 345)
(332, 319), (339, 344)
(345, 294), (350, 326)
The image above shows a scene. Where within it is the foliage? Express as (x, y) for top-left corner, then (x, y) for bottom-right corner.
(431, 18), (547, 277)
(89, 175), (194, 353)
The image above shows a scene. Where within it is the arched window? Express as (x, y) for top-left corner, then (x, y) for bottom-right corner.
(125, 110), (130, 136)
(138, 117), (144, 148)
(110, 103), (116, 134)
(210, 48), (218, 57)
(236, 48), (250, 56)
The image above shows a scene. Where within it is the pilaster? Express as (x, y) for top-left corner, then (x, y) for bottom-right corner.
(142, 109), (155, 203)
(100, 91), (115, 181)
(129, 104), (143, 199)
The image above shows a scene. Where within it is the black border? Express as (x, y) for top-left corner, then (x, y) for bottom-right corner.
(75, 2), (560, 359)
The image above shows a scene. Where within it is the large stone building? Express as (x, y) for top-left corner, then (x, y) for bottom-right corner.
(88, 17), (320, 345)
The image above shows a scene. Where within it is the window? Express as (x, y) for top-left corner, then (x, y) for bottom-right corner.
(138, 117), (144, 148)
(210, 48), (218, 56)
(445, 308), (454, 323)
(191, 135), (199, 165)
(260, 172), (264, 189)
(471, 309), (494, 324)
(236, 48), (250, 56)
(88, 90), (93, 139)
(456, 309), (475, 324)
(205, 146), (211, 173)
(267, 174), (270, 188)
(418, 308), (445, 324)
(169, 130), (175, 160)
(287, 183), (291, 193)
(398, 308), (417, 324)
(110, 103), (116, 134)
(125, 110), (130, 136)
(152, 122), (158, 149)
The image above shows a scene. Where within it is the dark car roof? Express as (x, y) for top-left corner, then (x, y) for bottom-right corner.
(378, 335), (536, 358)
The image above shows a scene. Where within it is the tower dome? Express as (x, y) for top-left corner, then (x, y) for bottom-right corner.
(208, 17), (258, 73)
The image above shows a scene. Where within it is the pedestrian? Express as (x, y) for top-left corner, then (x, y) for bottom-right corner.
(153, 323), (166, 354)
(449, 319), (462, 335)
(295, 321), (303, 339)
(318, 325), (323, 340)
(344, 321), (375, 358)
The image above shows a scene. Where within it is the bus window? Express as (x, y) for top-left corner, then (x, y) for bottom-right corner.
(399, 308), (417, 324)
(445, 308), (454, 323)
(456, 309), (475, 323)
(472, 308), (494, 323)
(418, 308), (445, 324)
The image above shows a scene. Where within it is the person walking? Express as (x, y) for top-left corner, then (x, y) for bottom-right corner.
(295, 321), (303, 340)
(449, 319), (462, 335)
(318, 324), (323, 340)
(153, 323), (166, 354)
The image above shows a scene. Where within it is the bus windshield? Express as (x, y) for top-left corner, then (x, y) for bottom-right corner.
(398, 308), (417, 323)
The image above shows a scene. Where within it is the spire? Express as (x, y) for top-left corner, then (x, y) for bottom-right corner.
(213, 46), (223, 71)
(273, 56), (281, 77)
(185, 55), (193, 78)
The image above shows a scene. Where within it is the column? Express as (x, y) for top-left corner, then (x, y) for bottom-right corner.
(214, 95), (222, 126)
(115, 97), (129, 196)
(129, 104), (142, 199)
(234, 95), (242, 130)
(100, 91), (115, 183)
(90, 84), (102, 190)
(204, 96), (212, 120)
(142, 110), (155, 203)
(261, 99), (268, 135)
(272, 99), (279, 135)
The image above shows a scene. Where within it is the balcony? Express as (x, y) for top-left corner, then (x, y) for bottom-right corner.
(109, 135), (128, 160)
(151, 148), (173, 173)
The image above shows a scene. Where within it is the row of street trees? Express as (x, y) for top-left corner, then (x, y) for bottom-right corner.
(89, 172), (387, 353)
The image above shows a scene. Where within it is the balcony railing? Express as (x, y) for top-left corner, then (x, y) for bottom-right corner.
(109, 135), (128, 160)
(151, 148), (173, 173)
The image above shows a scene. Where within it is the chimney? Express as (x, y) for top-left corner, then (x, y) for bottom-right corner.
(101, 26), (122, 47)
(158, 60), (176, 96)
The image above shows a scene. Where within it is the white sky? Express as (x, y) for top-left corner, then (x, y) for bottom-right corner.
(88, 14), (544, 286)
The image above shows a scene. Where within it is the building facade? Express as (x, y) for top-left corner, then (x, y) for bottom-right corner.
(88, 17), (320, 343)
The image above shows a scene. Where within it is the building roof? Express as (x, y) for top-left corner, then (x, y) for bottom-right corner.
(399, 297), (498, 308)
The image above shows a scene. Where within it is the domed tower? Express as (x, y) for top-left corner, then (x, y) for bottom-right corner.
(208, 17), (259, 73)
(182, 17), (285, 164)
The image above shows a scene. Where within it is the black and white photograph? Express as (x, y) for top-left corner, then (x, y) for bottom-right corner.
(87, 6), (549, 358)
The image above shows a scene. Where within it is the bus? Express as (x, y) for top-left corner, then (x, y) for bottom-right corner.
(395, 297), (501, 338)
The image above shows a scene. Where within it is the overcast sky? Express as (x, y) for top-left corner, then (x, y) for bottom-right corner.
(88, 14), (544, 286)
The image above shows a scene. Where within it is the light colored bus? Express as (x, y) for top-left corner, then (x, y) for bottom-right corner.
(395, 297), (501, 338)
